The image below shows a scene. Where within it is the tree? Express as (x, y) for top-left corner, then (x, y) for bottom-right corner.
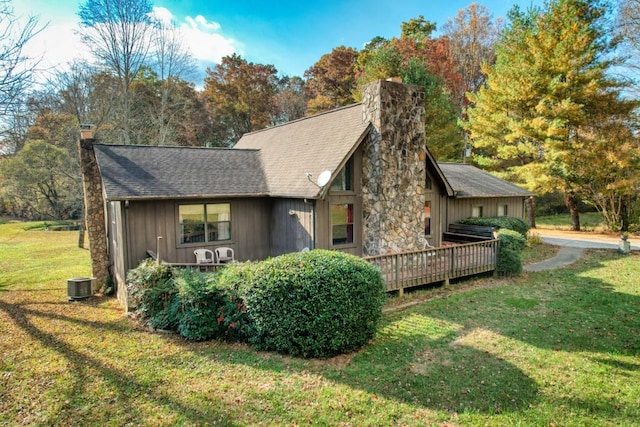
(616, 0), (640, 96)
(78, 0), (155, 145)
(465, 0), (639, 231)
(0, 112), (82, 219)
(0, 0), (45, 118)
(443, 3), (502, 108)
(304, 46), (359, 112)
(354, 18), (464, 161)
(272, 75), (307, 125)
(149, 18), (198, 146)
(203, 54), (278, 146)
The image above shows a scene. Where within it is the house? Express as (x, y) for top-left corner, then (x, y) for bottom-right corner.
(80, 79), (532, 308)
(438, 163), (533, 223)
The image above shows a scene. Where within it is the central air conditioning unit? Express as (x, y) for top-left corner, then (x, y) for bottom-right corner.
(67, 277), (95, 300)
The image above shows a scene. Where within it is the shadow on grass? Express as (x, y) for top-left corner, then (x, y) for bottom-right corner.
(195, 250), (640, 417)
(0, 297), (237, 426)
(329, 250), (639, 415)
(3, 250), (638, 423)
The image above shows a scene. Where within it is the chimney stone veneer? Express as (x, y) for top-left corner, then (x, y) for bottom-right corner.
(78, 138), (110, 291)
(361, 80), (427, 255)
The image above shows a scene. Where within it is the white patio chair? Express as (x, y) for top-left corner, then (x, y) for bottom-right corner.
(194, 249), (215, 264)
(215, 247), (235, 263)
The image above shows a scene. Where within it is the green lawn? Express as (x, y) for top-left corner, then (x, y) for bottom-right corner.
(1, 221), (639, 426)
(536, 211), (606, 231)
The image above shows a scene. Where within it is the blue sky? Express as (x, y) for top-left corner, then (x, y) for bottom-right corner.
(15, 0), (543, 83)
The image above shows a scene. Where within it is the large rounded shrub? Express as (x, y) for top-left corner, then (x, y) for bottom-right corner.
(242, 249), (386, 358)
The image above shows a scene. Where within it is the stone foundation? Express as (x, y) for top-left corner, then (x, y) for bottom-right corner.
(361, 80), (426, 255)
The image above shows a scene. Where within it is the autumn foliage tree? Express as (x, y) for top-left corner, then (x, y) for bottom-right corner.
(203, 54), (278, 146)
(465, 0), (639, 231)
(354, 17), (464, 161)
(304, 46), (359, 115)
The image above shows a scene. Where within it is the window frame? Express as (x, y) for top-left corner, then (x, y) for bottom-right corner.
(330, 157), (354, 193)
(497, 204), (508, 217)
(472, 205), (484, 218)
(424, 201), (432, 237)
(330, 203), (355, 247)
(177, 202), (232, 246)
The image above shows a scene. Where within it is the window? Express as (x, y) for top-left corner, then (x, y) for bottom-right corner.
(424, 201), (431, 236)
(472, 205), (484, 218)
(425, 173), (432, 191)
(330, 158), (353, 192)
(332, 204), (354, 245)
(179, 203), (231, 244)
(497, 204), (508, 217)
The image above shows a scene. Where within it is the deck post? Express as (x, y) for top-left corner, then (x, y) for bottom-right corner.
(156, 236), (163, 265)
(394, 253), (399, 290)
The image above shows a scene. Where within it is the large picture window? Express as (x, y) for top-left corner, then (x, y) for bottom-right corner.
(332, 203), (354, 245)
(179, 203), (231, 244)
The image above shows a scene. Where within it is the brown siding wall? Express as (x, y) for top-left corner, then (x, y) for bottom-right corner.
(314, 146), (364, 256)
(123, 198), (272, 270)
(108, 201), (129, 309)
(446, 197), (526, 225)
(424, 169), (445, 248)
(270, 199), (315, 256)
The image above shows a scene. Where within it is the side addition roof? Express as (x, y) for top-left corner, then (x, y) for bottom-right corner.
(94, 144), (268, 201)
(437, 163), (534, 198)
(234, 104), (371, 198)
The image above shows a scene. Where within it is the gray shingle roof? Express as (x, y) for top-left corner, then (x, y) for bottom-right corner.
(234, 104), (371, 198)
(438, 163), (534, 198)
(94, 144), (268, 201)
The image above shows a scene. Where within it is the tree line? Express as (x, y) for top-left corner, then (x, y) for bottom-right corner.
(0, 0), (639, 233)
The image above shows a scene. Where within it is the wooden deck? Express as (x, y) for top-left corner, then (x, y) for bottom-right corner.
(160, 239), (500, 295)
(363, 239), (499, 294)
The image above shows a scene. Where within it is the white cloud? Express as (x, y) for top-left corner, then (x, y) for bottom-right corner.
(151, 7), (238, 76)
(178, 14), (236, 64)
(150, 6), (174, 26)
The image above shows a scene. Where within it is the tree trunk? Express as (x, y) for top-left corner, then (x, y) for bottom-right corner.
(620, 197), (630, 232)
(526, 196), (537, 229)
(565, 191), (581, 231)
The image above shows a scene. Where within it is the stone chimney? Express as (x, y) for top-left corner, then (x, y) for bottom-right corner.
(361, 80), (427, 255)
(78, 125), (110, 292)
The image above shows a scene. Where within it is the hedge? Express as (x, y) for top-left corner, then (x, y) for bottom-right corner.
(240, 250), (386, 358)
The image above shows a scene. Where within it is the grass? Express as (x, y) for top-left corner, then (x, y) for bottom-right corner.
(2, 221), (639, 426)
(536, 212), (606, 231)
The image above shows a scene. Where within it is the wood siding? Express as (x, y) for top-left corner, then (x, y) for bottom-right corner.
(270, 199), (315, 256)
(446, 197), (526, 225)
(107, 201), (128, 309)
(122, 198), (272, 271)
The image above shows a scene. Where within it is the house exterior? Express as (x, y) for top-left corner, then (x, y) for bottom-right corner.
(438, 163), (534, 224)
(81, 79), (531, 308)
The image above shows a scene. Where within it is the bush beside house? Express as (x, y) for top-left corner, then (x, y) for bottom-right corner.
(126, 250), (386, 358)
(458, 216), (529, 276)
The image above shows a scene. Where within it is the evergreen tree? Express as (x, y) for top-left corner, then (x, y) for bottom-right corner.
(465, 0), (638, 231)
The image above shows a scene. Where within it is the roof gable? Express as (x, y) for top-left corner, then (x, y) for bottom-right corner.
(437, 163), (534, 198)
(235, 104), (370, 198)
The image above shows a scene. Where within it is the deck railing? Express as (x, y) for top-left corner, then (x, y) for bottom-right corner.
(363, 239), (499, 294)
(158, 239), (499, 295)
